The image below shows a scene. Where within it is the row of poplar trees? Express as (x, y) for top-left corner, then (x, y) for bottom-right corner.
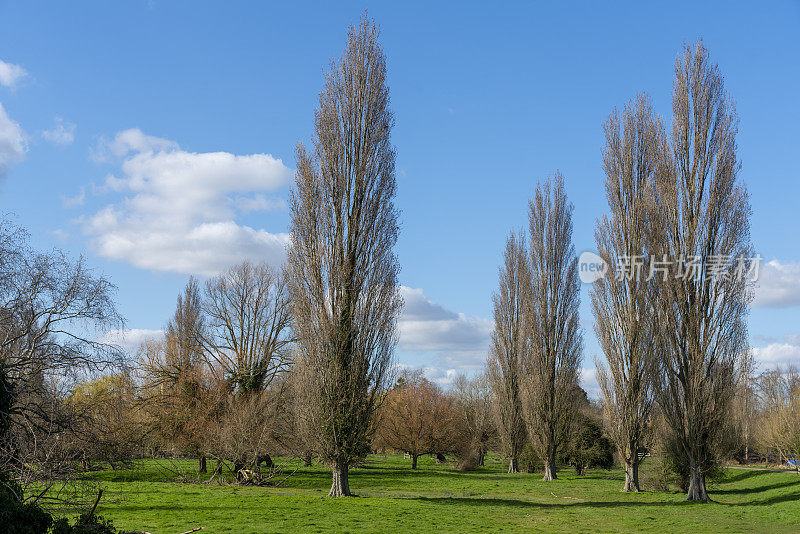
(489, 42), (752, 502)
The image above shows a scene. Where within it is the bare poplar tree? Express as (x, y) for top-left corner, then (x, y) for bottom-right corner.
(201, 261), (292, 393)
(288, 16), (402, 497)
(488, 232), (529, 473)
(649, 42), (752, 502)
(592, 94), (661, 492)
(139, 278), (209, 472)
(521, 174), (582, 481)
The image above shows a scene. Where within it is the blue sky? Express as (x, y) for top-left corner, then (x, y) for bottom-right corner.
(1, 1), (799, 393)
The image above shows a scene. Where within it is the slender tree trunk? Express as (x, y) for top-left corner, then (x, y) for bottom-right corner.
(686, 464), (709, 502)
(329, 461), (351, 497)
(542, 449), (558, 481)
(411, 454), (419, 470)
(622, 459), (640, 492)
(508, 457), (519, 473)
(479, 449), (485, 466)
(304, 454), (313, 467)
(199, 456), (207, 474)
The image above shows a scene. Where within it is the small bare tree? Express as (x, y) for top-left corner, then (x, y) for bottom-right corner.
(488, 232), (529, 473)
(521, 174), (583, 481)
(649, 42), (752, 502)
(452, 372), (495, 469)
(377, 371), (460, 470)
(201, 261), (292, 394)
(758, 366), (800, 472)
(288, 16), (402, 497)
(592, 94), (661, 492)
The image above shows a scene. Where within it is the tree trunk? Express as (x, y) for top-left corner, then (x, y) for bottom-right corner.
(479, 449), (485, 466)
(542, 451), (557, 481)
(304, 454), (313, 467)
(411, 454), (418, 470)
(329, 461), (351, 497)
(508, 457), (519, 474)
(199, 456), (207, 474)
(686, 465), (709, 502)
(622, 459), (640, 492)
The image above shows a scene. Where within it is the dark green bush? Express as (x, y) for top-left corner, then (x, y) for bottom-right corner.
(561, 415), (614, 475)
(0, 475), (53, 534)
(519, 444), (543, 473)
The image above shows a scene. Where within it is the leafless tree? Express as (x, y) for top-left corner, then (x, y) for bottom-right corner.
(452, 372), (495, 470)
(0, 218), (124, 504)
(201, 261), (292, 394)
(487, 232), (529, 473)
(592, 94), (661, 491)
(649, 42), (752, 502)
(521, 174), (583, 481)
(287, 16), (402, 496)
(138, 279), (210, 472)
(757, 366), (800, 472)
(376, 371), (460, 470)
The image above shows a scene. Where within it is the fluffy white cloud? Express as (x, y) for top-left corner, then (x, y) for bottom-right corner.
(0, 103), (26, 179)
(100, 328), (164, 356)
(396, 286), (492, 385)
(752, 334), (800, 370)
(754, 260), (800, 308)
(42, 117), (76, 146)
(0, 60), (27, 89)
(398, 286), (492, 359)
(82, 129), (292, 275)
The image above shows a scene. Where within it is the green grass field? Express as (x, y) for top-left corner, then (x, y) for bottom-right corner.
(76, 455), (800, 533)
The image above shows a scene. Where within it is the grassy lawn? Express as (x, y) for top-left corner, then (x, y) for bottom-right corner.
(74, 454), (800, 533)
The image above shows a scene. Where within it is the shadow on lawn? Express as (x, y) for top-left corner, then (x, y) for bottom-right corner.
(720, 469), (771, 484)
(715, 478), (800, 496)
(412, 496), (690, 510)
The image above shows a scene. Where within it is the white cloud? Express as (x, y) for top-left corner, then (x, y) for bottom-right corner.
(42, 117), (76, 146)
(753, 259), (800, 308)
(81, 129), (292, 275)
(0, 60), (27, 89)
(233, 194), (286, 213)
(398, 286), (492, 355)
(0, 102), (26, 179)
(91, 128), (178, 162)
(752, 334), (800, 370)
(100, 328), (164, 356)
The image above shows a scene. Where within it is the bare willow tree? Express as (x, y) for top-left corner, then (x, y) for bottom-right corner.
(202, 261), (292, 394)
(488, 232), (529, 473)
(592, 94), (661, 492)
(288, 16), (402, 497)
(521, 174), (582, 481)
(649, 42), (752, 502)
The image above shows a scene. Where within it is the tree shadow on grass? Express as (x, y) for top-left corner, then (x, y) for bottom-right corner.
(714, 478), (800, 496)
(411, 495), (710, 510)
(412, 489), (800, 510)
(720, 469), (771, 484)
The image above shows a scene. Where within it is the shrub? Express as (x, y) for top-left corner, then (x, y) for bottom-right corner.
(519, 444), (543, 473)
